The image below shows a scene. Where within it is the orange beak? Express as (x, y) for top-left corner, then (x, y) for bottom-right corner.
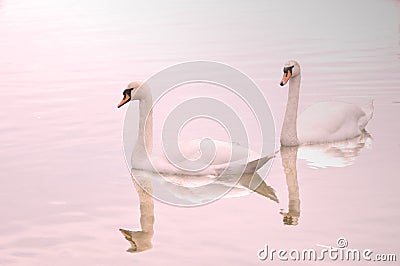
(280, 71), (292, 86)
(117, 94), (131, 108)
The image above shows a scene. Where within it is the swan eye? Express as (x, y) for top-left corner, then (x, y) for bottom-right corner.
(123, 88), (134, 96)
(283, 66), (294, 75)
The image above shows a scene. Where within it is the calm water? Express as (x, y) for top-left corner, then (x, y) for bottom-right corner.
(0, 0), (399, 265)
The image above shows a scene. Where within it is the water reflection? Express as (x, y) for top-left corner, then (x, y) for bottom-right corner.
(298, 131), (372, 168)
(278, 131), (372, 225)
(279, 146), (301, 226)
(120, 132), (373, 248)
(120, 170), (278, 252)
(119, 177), (154, 253)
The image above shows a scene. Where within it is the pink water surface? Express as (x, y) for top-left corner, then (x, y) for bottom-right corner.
(0, 0), (399, 265)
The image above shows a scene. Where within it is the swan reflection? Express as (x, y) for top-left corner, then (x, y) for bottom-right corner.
(119, 132), (373, 247)
(127, 168), (278, 206)
(297, 132), (371, 168)
(279, 146), (301, 226)
(120, 170), (278, 252)
(278, 131), (372, 225)
(119, 177), (154, 253)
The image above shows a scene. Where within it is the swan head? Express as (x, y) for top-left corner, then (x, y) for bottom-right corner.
(280, 60), (301, 86)
(117, 81), (146, 108)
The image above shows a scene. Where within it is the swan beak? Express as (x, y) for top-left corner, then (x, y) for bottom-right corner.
(117, 94), (131, 108)
(280, 71), (291, 86)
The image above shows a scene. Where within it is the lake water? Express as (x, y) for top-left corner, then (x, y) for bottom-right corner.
(0, 0), (399, 265)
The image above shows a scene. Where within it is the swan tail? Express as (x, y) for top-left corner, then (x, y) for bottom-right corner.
(359, 100), (374, 130)
(243, 150), (278, 173)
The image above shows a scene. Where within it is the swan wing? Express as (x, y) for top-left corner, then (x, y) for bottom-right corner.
(358, 100), (374, 130)
(178, 139), (261, 165)
(137, 139), (270, 176)
(297, 101), (372, 144)
(218, 151), (276, 175)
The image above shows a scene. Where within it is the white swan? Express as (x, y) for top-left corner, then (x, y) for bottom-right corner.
(118, 81), (275, 176)
(279, 60), (374, 146)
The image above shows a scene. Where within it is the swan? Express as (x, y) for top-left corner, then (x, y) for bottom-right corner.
(279, 60), (374, 146)
(118, 81), (275, 176)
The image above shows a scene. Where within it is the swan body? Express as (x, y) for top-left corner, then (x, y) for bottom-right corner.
(297, 101), (373, 144)
(280, 60), (374, 146)
(150, 138), (271, 176)
(138, 142), (273, 177)
(118, 81), (274, 176)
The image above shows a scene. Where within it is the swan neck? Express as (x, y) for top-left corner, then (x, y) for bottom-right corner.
(133, 95), (153, 162)
(281, 75), (301, 146)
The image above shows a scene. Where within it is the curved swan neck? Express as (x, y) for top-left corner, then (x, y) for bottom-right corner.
(281, 74), (301, 146)
(133, 93), (153, 162)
